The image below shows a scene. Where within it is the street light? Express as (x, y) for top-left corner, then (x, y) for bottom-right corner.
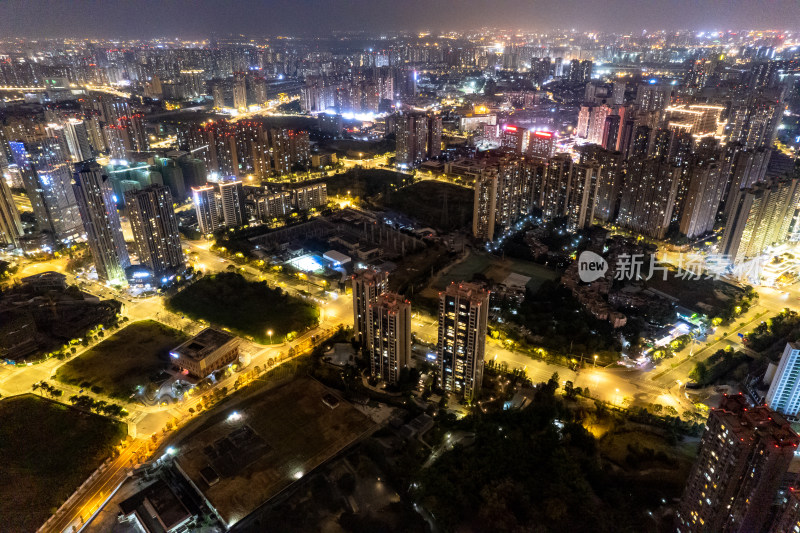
(267, 329), (273, 345)
(593, 354), (598, 367)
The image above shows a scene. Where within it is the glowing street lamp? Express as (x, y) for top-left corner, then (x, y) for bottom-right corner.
(593, 354), (598, 367)
(267, 329), (273, 345)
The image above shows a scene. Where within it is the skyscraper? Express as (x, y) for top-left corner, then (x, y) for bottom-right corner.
(352, 268), (389, 346)
(233, 72), (247, 110)
(218, 179), (246, 227)
(367, 292), (411, 385)
(192, 185), (219, 235)
(395, 112), (440, 167)
(126, 185), (184, 279)
(472, 169), (498, 241)
(720, 177), (800, 265)
(676, 394), (799, 533)
(679, 160), (726, 238)
(9, 139), (84, 242)
(765, 342), (800, 418)
(270, 129), (310, 174)
(579, 146), (623, 223)
(617, 157), (681, 239)
(437, 282), (489, 401)
(0, 177), (23, 247)
(566, 162), (599, 231)
(771, 488), (800, 533)
(72, 160), (130, 285)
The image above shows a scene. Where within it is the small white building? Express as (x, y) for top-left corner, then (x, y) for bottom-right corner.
(323, 250), (351, 267)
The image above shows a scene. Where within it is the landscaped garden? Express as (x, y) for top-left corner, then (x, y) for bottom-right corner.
(166, 272), (318, 343)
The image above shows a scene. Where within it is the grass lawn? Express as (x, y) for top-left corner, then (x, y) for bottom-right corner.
(383, 180), (474, 232)
(0, 394), (126, 532)
(55, 320), (188, 399)
(166, 272), (318, 343)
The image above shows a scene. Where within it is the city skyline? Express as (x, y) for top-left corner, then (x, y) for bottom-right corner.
(2, 5), (800, 532)
(1, 0), (800, 39)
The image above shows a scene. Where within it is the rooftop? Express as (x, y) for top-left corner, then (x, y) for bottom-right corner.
(171, 328), (237, 363)
(174, 378), (374, 528)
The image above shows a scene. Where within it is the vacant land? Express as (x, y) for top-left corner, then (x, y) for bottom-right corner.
(383, 180), (474, 232)
(55, 320), (188, 399)
(645, 274), (744, 316)
(0, 394), (126, 532)
(166, 272), (318, 342)
(175, 377), (374, 528)
(434, 251), (559, 292)
(320, 168), (412, 198)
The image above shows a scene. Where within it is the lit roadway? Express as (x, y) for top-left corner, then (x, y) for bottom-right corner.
(2, 241), (350, 533)
(410, 311), (688, 412)
(9, 238), (799, 531)
(0, 84), (130, 98)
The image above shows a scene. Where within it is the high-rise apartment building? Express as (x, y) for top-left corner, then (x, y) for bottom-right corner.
(472, 169), (498, 241)
(192, 185), (219, 234)
(526, 130), (555, 158)
(293, 183), (327, 210)
(218, 179), (246, 227)
(0, 177), (23, 247)
(579, 146), (624, 223)
(771, 488), (800, 533)
(352, 269), (389, 345)
(568, 59), (592, 83)
(676, 394), (799, 533)
(664, 104), (725, 136)
(366, 292), (411, 385)
(765, 342), (800, 418)
(635, 83), (671, 112)
(270, 129), (310, 174)
(679, 160), (726, 238)
(566, 162), (599, 231)
(437, 282), (489, 401)
(256, 191), (292, 220)
(212, 83), (225, 109)
(126, 185), (184, 279)
(233, 72), (247, 110)
(72, 160), (131, 285)
(617, 157), (681, 239)
(9, 139), (84, 242)
(723, 147), (771, 216)
(727, 96), (782, 150)
(720, 177), (800, 265)
(395, 112), (441, 167)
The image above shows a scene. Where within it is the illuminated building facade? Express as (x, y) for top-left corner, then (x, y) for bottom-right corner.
(192, 184), (219, 234)
(437, 282), (489, 401)
(352, 268), (389, 345)
(72, 160), (131, 285)
(126, 184), (185, 278)
(676, 394), (799, 533)
(367, 292), (411, 385)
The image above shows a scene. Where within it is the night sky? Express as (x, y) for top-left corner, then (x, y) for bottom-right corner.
(0, 0), (799, 38)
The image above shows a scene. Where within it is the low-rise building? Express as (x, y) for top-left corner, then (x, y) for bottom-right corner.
(170, 328), (240, 378)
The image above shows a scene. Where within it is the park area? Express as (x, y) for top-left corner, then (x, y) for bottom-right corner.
(55, 320), (188, 400)
(0, 394), (126, 532)
(166, 272), (318, 343)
